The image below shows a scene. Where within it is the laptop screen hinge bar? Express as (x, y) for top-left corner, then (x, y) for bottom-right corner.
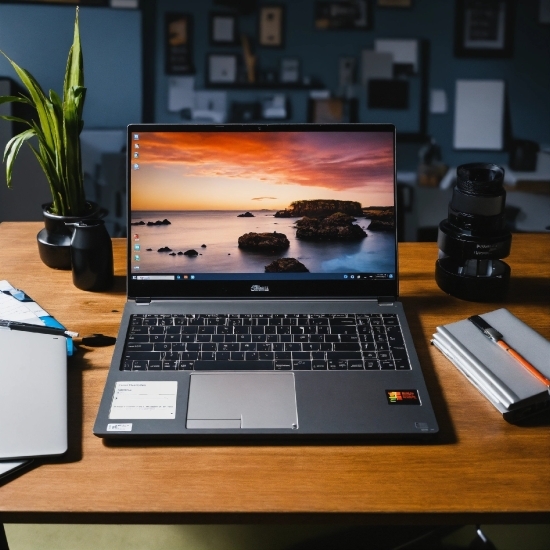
(378, 297), (395, 306)
(135, 298), (151, 305)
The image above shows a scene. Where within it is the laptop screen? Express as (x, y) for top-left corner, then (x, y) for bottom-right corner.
(127, 123), (398, 299)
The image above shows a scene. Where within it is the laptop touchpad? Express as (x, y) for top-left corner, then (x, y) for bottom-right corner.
(186, 373), (298, 430)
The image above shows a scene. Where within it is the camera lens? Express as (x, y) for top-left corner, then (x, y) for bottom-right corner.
(435, 163), (512, 302)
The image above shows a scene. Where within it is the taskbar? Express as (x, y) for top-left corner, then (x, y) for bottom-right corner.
(131, 272), (395, 281)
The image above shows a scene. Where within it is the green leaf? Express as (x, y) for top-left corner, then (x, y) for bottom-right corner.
(0, 95), (29, 105)
(63, 7), (84, 103)
(3, 129), (35, 187)
(0, 115), (32, 126)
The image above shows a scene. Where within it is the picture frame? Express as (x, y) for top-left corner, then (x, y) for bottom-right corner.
(207, 53), (238, 84)
(307, 98), (358, 123)
(454, 0), (515, 58)
(165, 13), (194, 75)
(280, 58), (300, 84)
(258, 5), (285, 47)
(210, 13), (238, 46)
(314, 0), (373, 30)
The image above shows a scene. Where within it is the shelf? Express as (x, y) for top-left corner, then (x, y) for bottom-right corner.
(204, 82), (325, 91)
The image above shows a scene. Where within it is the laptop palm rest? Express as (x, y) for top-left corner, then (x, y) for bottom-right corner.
(186, 373), (298, 429)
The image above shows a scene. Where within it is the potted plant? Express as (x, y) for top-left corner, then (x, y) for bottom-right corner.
(0, 8), (98, 269)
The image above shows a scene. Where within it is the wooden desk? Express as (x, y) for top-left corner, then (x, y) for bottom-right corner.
(1, 223), (549, 525)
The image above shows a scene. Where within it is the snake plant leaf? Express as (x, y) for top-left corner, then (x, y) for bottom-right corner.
(0, 95), (29, 105)
(0, 115), (32, 126)
(63, 7), (84, 106)
(0, 53), (57, 152)
(3, 128), (35, 187)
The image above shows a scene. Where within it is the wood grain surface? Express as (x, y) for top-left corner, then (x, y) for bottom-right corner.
(0, 223), (549, 524)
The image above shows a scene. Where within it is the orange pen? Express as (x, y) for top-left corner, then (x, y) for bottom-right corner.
(468, 315), (550, 388)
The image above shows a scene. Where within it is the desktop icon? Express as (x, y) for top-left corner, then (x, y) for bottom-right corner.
(134, 255), (140, 261)
(133, 164), (139, 170)
(134, 143), (139, 149)
(133, 233), (139, 240)
(134, 244), (140, 251)
(133, 134), (139, 140)
(190, 275), (195, 279)
(133, 152), (139, 159)
(343, 274), (348, 279)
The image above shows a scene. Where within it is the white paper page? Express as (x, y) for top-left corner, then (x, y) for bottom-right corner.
(109, 381), (178, 420)
(453, 80), (505, 150)
(167, 76), (195, 112)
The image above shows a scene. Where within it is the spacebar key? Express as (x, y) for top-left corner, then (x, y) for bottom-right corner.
(194, 361), (275, 371)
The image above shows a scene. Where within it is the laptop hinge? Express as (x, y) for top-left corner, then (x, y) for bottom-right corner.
(378, 297), (395, 306)
(135, 298), (151, 305)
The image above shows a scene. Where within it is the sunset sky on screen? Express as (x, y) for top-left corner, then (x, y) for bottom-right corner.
(131, 131), (395, 211)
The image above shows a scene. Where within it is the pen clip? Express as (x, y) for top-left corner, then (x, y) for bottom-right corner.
(468, 315), (503, 342)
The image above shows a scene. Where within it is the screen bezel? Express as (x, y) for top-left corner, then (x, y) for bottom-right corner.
(126, 123), (398, 300)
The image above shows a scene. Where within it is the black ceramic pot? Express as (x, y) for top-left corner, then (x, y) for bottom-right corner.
(69, 219), (114, 291)
(36, 202), (102, 270)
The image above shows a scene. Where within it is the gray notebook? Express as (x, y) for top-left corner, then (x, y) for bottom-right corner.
(0, 328), (68, 459)
(432, 308), (550, 421)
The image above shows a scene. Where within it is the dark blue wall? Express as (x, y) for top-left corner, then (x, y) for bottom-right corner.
(154, 0), (550, 169)
(0, 4), (142, 129)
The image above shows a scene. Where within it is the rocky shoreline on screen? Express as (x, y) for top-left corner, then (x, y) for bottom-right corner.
(274, 199), (363, 218)
(295, 212), (367, 241)
(131, 219), (171, 226)
(238, 232), (290, 250)
(265, 258), (309, 273)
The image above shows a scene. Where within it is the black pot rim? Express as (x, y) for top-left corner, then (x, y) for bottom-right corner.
(42, 201), (100, 222)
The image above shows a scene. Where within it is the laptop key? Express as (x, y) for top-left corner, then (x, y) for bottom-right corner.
(395, 360), (411, 370)
(312, 360), (327, 370)
(327, 351), (362, 360)
(126, 351), (161, 361)
(194, 361), (274, 371)
(328, 360), (347, 370)
(293, 360), (312, 370)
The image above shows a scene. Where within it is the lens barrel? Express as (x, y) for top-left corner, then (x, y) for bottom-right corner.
(435, 163), (512, 301)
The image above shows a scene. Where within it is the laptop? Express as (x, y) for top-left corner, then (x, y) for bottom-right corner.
(94, 123), (439, 439)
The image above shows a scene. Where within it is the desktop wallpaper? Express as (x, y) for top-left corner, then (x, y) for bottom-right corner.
(130, 131), (396, 276)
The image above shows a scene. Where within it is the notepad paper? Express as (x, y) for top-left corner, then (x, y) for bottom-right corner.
(0, 280), (74, 355)
(432, 308), (550, 421)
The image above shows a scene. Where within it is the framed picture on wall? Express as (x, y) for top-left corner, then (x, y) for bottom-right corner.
(210, 13), (238, 45)
(280, 58), (300, 83)
(165, 13), (194, 75)
(207, 54), (238, 84)
(454, 0), (515, 58)
(314, 1), (373, 30)
(258, 5), (285, 47)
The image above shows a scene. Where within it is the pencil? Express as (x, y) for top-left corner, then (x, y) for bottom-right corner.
(468, 315), (550, 388)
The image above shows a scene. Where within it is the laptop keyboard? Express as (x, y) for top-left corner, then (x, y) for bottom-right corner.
(121, 313), (411, 372)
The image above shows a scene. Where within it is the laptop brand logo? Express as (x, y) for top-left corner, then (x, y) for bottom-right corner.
(251, 285), (270, 292)
(386, 390), (421, 405)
